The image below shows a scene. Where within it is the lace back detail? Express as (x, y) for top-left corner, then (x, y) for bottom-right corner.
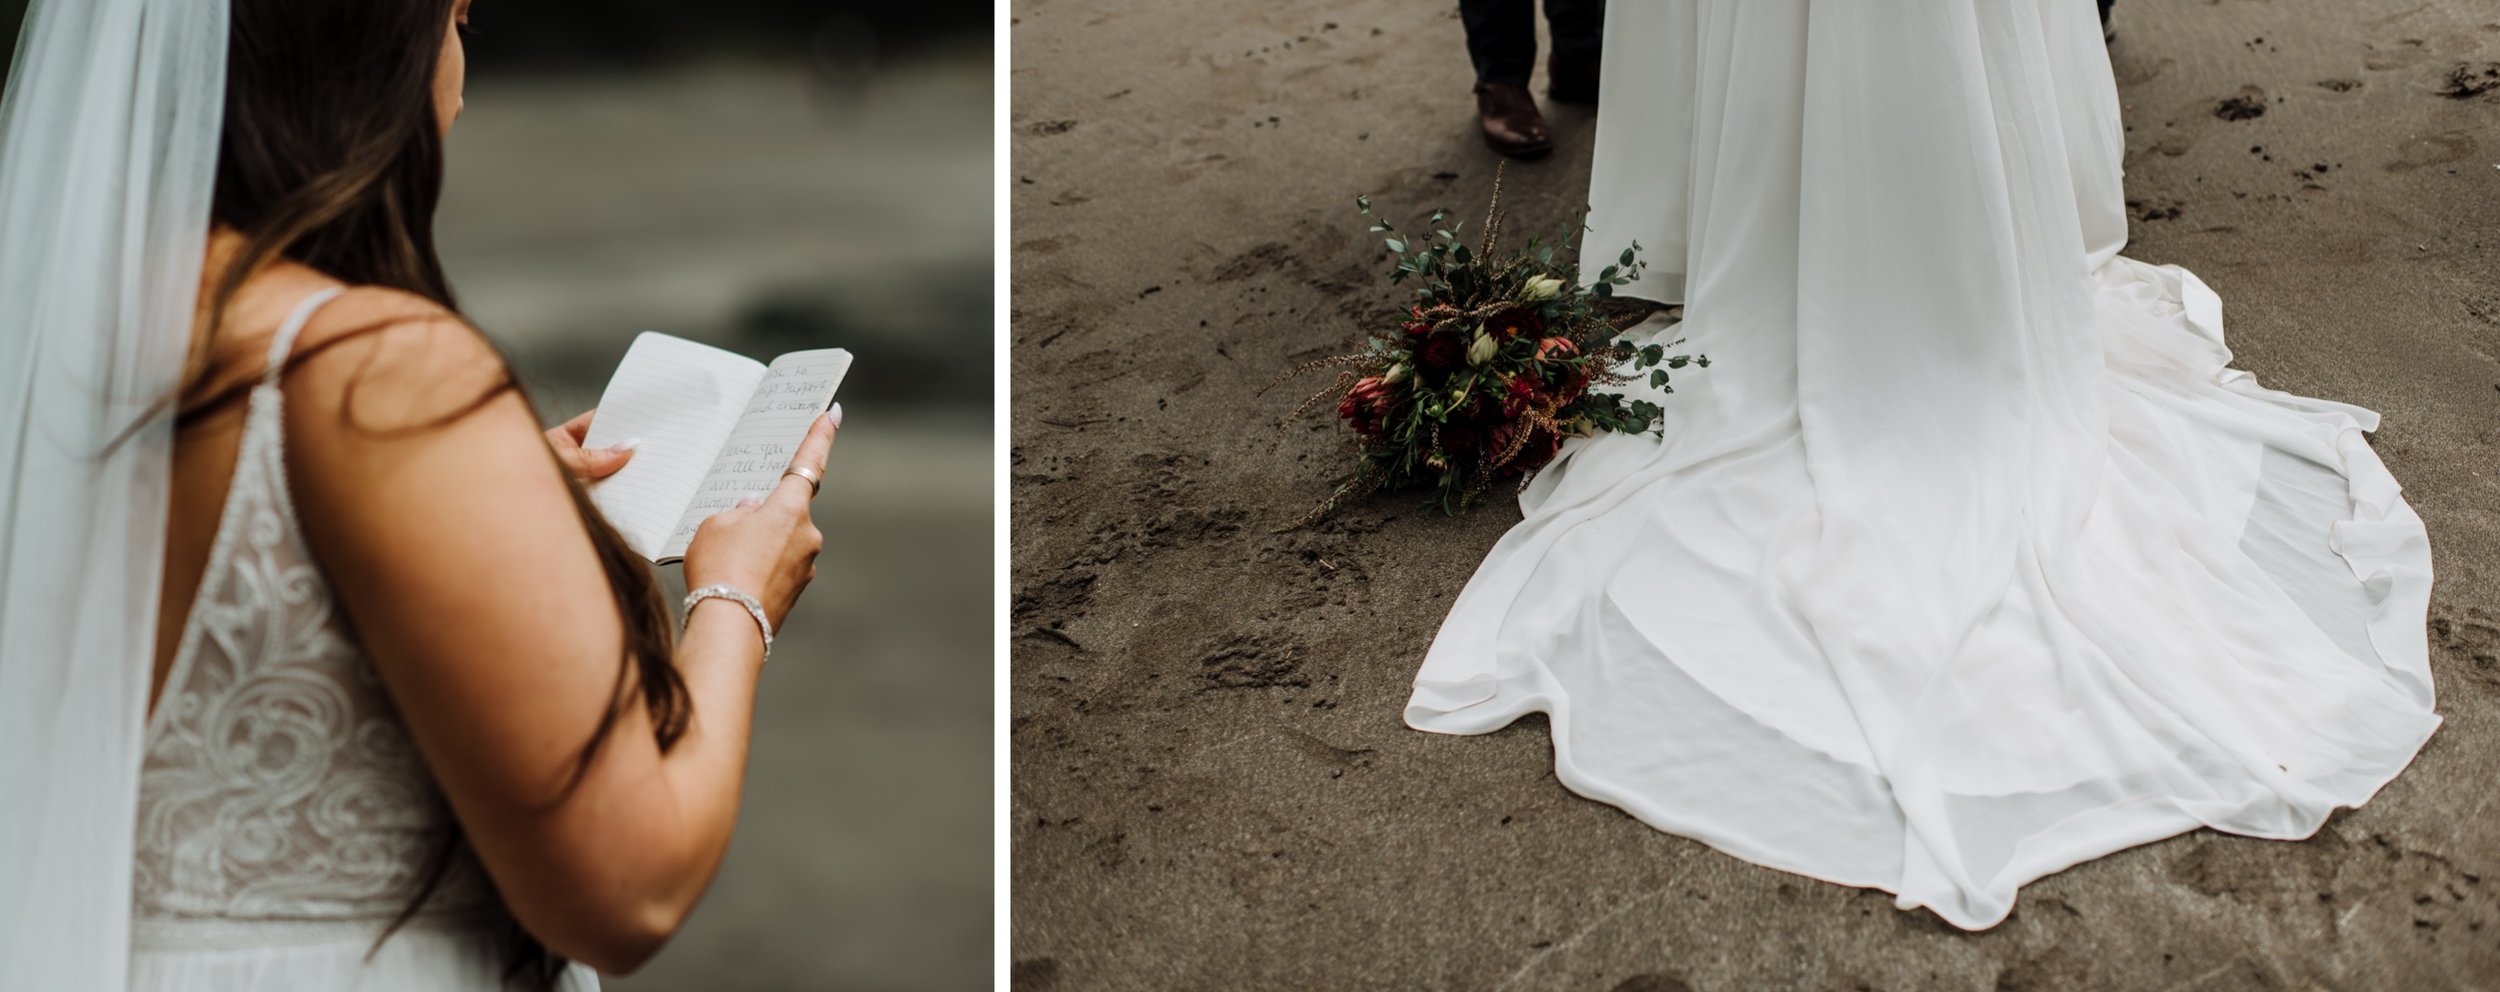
(133, 286), (490, 928)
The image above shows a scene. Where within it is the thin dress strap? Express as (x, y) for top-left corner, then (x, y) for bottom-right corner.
(259, 286), (349, 388)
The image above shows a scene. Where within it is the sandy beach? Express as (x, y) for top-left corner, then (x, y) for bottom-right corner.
(1009, 1), (2500, 989)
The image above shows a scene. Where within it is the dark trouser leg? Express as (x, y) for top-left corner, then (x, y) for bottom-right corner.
(1460, 0), (1538, 88)
(1543, 0), (1604, 67)
(1541, 0), (1603, 103)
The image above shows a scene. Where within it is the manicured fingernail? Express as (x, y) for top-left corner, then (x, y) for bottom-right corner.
(826, 403), (843, 429)
(608, 437), (643, 453)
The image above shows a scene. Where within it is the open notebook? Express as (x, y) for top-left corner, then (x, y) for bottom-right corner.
(580, 332), (853, 563)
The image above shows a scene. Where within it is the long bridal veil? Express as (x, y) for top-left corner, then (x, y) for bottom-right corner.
(1407, 0), (2438, 928)
(0, 0), (228, 985)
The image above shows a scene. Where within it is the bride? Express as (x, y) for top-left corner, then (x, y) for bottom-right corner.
(0, 0), (836, 987)
(1408, 1), (2439, 929)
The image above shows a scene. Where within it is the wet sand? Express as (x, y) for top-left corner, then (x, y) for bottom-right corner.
(1009, 1), (2500, 989)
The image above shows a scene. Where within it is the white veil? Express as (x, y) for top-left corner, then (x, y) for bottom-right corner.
(0, 0), (229, 986)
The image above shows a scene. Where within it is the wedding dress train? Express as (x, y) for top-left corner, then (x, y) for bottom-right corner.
(1406, 0), (2439, 929)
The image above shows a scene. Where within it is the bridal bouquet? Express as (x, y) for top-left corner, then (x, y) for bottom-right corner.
(1272, 171), (1705, 524)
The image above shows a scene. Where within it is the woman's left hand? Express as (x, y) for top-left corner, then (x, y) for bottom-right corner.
(544, 408), (637, 482)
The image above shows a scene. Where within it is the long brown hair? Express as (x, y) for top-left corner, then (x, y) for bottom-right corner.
(189, 0), (690, 985)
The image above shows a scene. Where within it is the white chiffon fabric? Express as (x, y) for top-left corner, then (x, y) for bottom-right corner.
(130, 921), (580, 992)
(1407, 0), (2439, 929)
(0, 0), (227, 987)
(129, 288), (598, 991)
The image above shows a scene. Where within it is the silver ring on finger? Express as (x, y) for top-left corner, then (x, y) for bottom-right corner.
(782, 464), (822, 497)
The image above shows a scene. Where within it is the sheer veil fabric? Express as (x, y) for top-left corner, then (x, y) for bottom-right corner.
(0, 0), (228, 986)
(1406, 0), (2439, 928)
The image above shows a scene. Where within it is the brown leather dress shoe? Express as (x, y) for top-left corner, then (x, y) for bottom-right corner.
(1547, 52), (1600, 105)
(1474, 81), (1552, 159)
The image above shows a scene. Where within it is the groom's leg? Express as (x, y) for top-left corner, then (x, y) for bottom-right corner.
(1461, 0), (1552, 158)
(1543, 0), (1604, 103)
(1459, 0), (1538, 88)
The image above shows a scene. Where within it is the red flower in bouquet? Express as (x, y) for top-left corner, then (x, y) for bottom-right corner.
(1486, 305), (1546, 340)
(1500, 374), (1543, 418)
(1402, 305), (1432, 338)
(1336, 375), (1398, 436)
(1415, 332), (1466, 377)
(1367, 377), (1403, 418)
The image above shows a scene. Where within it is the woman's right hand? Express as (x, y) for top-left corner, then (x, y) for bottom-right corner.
(681, 405), (841, 629)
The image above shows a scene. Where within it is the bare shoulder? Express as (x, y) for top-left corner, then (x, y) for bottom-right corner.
(271, 273), (574, 556)
(280, 279), (519, 435)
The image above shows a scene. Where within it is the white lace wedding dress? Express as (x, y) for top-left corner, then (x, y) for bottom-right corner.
(1407, 0), (2440, 929)
(130, 287), (598, 990)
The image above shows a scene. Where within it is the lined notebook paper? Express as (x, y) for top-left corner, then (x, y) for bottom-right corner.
(580, 332), (853, 562)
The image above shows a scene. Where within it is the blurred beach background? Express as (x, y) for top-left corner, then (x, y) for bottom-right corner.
(454, 5), (993, 991)
(6, 1), (994, 989)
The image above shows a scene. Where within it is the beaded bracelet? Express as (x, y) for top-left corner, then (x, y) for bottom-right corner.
(683, 584), (773, 664)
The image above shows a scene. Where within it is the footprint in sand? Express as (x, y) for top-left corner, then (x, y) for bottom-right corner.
(2213, 86), (2269, 122)
(2110, 55), (2173, 88)
(1196, 631), (1311, 691)
(2382, 130), (2477, 173)
(2364, 38), (2433, 72)
(2466, 295), (2500, 326)
(2435, 62), (2500, 100)
(2431, 606), (2500, 691)
(1013, 570), (1099, 647)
